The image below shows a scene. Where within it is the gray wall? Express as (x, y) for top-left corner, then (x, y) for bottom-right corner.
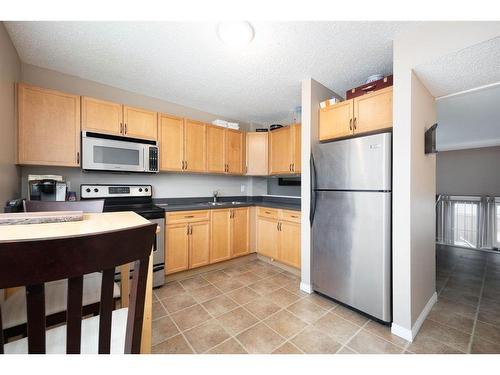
(436, 146), (500, 196)
(0, 23), (21, 204)
(267, 177), (301, 197)
(18, 64), (272, 198)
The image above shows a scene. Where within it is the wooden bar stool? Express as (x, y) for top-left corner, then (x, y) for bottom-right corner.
(0, 222), (156, 354)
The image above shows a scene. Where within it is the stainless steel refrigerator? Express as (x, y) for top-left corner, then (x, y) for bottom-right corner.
(311, 132), (392, 322)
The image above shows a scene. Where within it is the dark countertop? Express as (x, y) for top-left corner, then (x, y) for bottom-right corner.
(154, 195), (301, 213)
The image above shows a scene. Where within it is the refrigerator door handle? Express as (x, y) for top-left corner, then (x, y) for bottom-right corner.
(310, 153), (318, 226)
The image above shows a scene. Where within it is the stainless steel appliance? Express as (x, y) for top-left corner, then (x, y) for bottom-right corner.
(82, 131), (159, 173)
(81, 184), (165, 287)
(311, 132), (392, 322)
(28, 178), (67, 201)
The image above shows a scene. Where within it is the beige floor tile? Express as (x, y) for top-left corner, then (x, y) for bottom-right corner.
(183, 319), (231, 353)
(154, 281), (185, 300)
(189, 284), (222, 303)
(265, 288), (301, 308)
(482, 286), (500, 301)
(331, 305), (369, 326)
(407, 333), (463, 354)
(480, 297), (500, 313)
(470, 336), (500, 353)
(226, 286), (260, 305)
(208, 338), (248, 354)
(287, 299), (327, 324)
(313, 312), (360, 344)
(237, 323), (285, 354)
(474, 321), (500, 344)
(283, 280), (309, 297)
(202, 295), (238, 317)
(272, 342), (303, 354)
(202, 270), (231, 284)
(170, 304), (211, 331)
(179, 276), (210, 291)
(212, 278), (244, 293)
(234, 271), (263, 285)
(244, 296), (281, 320)
(152, 334), (193, 354)
(223, 265), (251, 278)
(265, 310), (308, 339)
(364, 321), (408, 348)
(152, 315), (180, 346)
(347, 330), (402, 354)
(152, 301), (168, 320)
(478, 308), (500, 328)
(268, 273), (295, 285)
(432, 296), (478, 319)
(248, 278), (282, 295)
(291, 326), (342, 354)
(439, 287), (479, 307)
(217, 307), (259, 335)
(337, 346), (357, 354)
(427, 309), (475, 334)
(417, 319), (470, 352)
(303, 293), (338, 310)
(161, 292), (197, 314)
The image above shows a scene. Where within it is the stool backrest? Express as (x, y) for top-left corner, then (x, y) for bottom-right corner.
(24, 200), (105, 213)
(0, 223), (156, 354)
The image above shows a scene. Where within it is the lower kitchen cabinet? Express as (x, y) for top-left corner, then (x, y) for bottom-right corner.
(257, 216), (279, 259)
(189, 221), (210, 269)
(231, 207), (249, 257)
(165, 223), (190, 274)
(278, 221), (301, 268)
(210, 209), (232, 263)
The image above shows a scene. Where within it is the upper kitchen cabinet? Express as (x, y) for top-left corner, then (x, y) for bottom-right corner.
(184, 119), (207, 173)
(18, 84), (81, 167)
(246, 132), (268, 176)
(319, 99), (354, 141)
(159, 114), (185, 172)
(82, 96), (158, 140)
(225, 129), (244, 174)
(206, 125), (226, 173)
(319, 86), (393, 142)
(353, 86), (393, 135)
(122, 106), (158, 140)
(269, 124), (301, 175)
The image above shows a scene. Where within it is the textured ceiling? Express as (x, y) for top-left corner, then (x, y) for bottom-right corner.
(5, 21), (412, 125)
(415, 36), (500, 98)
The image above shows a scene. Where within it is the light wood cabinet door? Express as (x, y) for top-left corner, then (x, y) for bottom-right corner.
(353, 86), (393, 134)
(165, 223), (189, 274)
(159, 114), (185, 172)
(81, 96), (122, 136)
(279, 221), (301, 268)
(123, 105), (158, 140)
(257, 217), (279, 259)
(210, 209), (231, 263)
(18, 84), (81, 167)
(319, 99), (354, 141)
(269, 126), (292, 175)
(206, 125), (226, 173)
(246, 132), (268, 175)
(292, 124), (301, 173)
(184, 119), (207, 173)
(225, 129), (244, 175)
(231, 208), (249, 257)
(189, 221), (210, 269)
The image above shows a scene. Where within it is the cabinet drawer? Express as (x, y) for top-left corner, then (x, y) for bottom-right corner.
(257, 207), (279, 219)
(166, 210), (210, 223)
(281, 210), (301, 223)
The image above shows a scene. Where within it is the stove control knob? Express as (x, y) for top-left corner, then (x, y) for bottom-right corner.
(85, 188), (91, 193)
(145, 188), (149, 192)
(139, 188), (143, 192)
(94, 188), (99, 193)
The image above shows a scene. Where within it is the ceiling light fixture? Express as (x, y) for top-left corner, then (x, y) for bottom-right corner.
(216, 21), (254, 48)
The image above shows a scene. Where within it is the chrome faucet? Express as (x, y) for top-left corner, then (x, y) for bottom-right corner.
(213, 190), (219, 203)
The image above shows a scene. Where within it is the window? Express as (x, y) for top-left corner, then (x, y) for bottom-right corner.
(452, 201), (479, 248)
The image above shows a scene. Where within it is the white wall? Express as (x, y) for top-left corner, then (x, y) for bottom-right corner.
(300, 78), (341, 293)
(437, 146), (500, 196)
(0, 23), (21, 204)
(392, 21), (500, 340)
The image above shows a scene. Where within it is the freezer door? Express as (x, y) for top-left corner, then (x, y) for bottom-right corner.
(312, 132), (391, 191)
(312, 190), (391, 322)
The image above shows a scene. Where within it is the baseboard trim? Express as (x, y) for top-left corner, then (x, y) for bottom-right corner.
(300, 282), (313, 294)
(391, 291), (438, 342)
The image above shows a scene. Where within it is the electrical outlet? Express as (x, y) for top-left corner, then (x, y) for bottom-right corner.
(240, 184), (246, 193)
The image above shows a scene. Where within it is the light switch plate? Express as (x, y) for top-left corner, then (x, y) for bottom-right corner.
(240, 184), (246, 193)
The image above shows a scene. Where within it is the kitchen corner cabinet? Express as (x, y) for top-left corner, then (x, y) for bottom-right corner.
(269, 124), (301, 175)
(256, 208), (301, 269)
(82, 96), (158, 140)
(319, 86), (392, 142)
(17, 83), (81, 167)
(246, 132), (268, 175)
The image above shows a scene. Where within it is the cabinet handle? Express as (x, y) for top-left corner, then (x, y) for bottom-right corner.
(185, 160), (188, 170)
(277, 222), (279, 231)
(184, 215), (194, 218)
(349, 118), (353, 131)
(124, 123), (127, 134)
(291, 215), (298, 218)
(292, 163), (294, 172)
(186, 224), (190, 235)
(189, 225), (193, 235)
(353, 117), (357, 130)
(76, 152), (80, 164)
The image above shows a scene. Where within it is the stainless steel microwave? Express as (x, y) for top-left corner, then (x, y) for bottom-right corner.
(82, 131), (159, 173)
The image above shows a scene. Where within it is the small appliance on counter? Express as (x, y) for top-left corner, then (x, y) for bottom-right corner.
(28, 175), (67, 201)
(269, 124), (283, 131)
(4, 198), (24, 213)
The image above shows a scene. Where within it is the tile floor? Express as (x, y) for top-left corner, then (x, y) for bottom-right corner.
(151, 247), (500, 354)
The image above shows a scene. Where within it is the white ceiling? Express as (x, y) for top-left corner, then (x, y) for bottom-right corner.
(437, 84), (500, 151)
(414, 36), (500, 98)
(5, 21), (412, 125)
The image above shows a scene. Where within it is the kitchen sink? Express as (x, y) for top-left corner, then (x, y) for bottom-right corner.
(197, 201), (245, 206)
